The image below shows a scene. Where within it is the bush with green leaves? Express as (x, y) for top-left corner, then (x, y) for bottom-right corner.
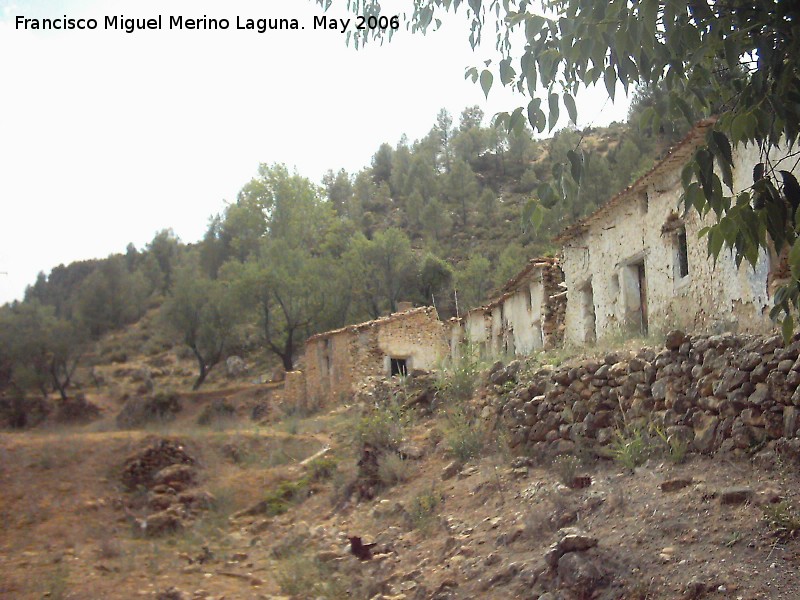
(443, 405), (485, 463)
(354, 398), (408, 451)
(435, 342), (483, 404)
(408, 486), (442, 531)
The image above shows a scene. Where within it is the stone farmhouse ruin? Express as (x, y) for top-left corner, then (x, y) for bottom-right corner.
(557, 119), (793, 345)
(290, 306), (448, 408)
(281, 121), (797, 407)
(448, 257), (566, 359)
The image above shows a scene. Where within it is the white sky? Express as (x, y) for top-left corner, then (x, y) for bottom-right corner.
(0, 0), (629, 304)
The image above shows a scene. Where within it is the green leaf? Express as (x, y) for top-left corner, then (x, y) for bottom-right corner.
(527, 98), (542, 130)
(711, 131), (733, 166)
(524, 200), (546, 231)
(789, 241), (800, 281)
(480, 69), (493, 98)
(731, 113), (749, 144)
(564, 92), (577, 124)
(604, 65), (616, 101)
(782, 314), (794, 344)
(548, 92), (560, 132)
(509, 106), (525, 133)
(567, 150), (583, 183)
(708, 227), (724, 260)
(499, 58), (515, 86)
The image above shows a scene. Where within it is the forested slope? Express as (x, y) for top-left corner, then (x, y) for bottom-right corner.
(0, 98), (684, 408)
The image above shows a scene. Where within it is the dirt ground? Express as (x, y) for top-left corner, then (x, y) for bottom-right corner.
(1, 386), (799, 600)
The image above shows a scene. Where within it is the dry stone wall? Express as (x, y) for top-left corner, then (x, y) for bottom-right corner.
(495, 331), (800, 459)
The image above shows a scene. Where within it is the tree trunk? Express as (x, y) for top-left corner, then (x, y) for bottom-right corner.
(192, 346), (209, 390)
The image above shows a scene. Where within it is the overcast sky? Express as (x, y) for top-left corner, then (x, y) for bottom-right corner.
(0, 0), (630, 304)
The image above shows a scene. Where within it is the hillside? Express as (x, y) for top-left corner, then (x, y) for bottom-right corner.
(1, 327), (799, 599)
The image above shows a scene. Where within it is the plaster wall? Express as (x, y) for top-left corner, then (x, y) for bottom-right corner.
(561, 144), (788, 345)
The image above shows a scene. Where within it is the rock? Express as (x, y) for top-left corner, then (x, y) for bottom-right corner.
(144, 509), (183, 537)
(784, 406), (799, 438)
(660, 477), (693, 492)
(441, 461), (460, 480)
(665, 330), (686, 351)
(545, 528), (598, 567)
(225, 356), (248, 378)
(121, 438), (195, 490)
(692, 414), (719, 453)
(156, 587), (189, 600)
(749, 383), (771, 406)
(720, 487), (753, 505)
(153, 464), (197, 490)
(557, 552), (602, 589)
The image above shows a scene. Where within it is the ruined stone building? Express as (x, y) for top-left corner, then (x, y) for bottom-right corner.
(449, 258), (566, 359)
(302, 306), (449, 406)
(557, 120), (795, 345)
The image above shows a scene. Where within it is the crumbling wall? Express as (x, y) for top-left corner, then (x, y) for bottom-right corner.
(303, 307), (447, 406)
(451, 261), (566, 358)
(561, 143), (783, 346)
(282, 370), (307, 411)
(304, 330), (355, 407)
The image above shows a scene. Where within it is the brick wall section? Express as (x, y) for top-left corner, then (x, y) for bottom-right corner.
(302, 307), (448, 407)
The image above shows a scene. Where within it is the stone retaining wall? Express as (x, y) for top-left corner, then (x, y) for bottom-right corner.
(496, 331), (800, 457)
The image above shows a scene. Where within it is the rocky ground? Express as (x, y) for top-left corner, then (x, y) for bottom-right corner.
(1, 331), (799, 599)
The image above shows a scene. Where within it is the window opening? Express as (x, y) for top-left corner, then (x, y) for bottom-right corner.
(677, 227), (689, 278)
(390, 358), (408, 377)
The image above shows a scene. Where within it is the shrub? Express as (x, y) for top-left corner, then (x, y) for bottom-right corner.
(444, 406), (484, 463)
(259, 477), (312, 517)
(354, 399), (408, 451)
(306, 456), (338, 482)
(116, 391), (181, 429)
(609, 426), (650, 471)
(762, 501), (800, 540)
(408, 487), (442, 531)
(553, 455), (581, 486)
(377, 453), (411, 486)
(435, 344), (482, 403)
(196, 399), (236, 426)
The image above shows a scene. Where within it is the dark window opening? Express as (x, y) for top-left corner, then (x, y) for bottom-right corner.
(390, 358), (408, 377)
(526, 286), (533, 312)
(677, 227), (689, 278)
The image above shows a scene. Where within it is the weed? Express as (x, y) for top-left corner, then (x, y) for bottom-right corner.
(256, 477), (313, 517)
(609, 426), (651, 471)
(724, 531), (743, 547)
(275, 552), (347, 598)
(354, 398), (408, 451)
(377, 452), (411, 486)
(651, 422), (689, 464)
(761, 501), (800, 540)
(42, 564), (69, 600)
(442, 405), (485, 463)
(306, 455), (338, 482)
(553, 455), (580, 486)
(408, 486), (442, 531)
(435, 343), (483, 403)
